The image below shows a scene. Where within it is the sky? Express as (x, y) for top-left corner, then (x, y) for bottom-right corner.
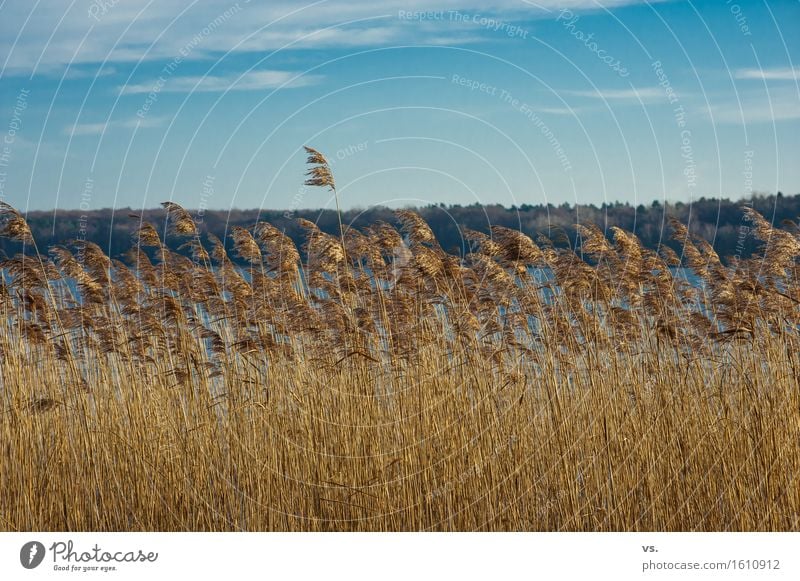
(0, 0), (798, 213)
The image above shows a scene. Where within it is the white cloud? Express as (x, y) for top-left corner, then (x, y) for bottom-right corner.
(67, 115), (168, 136)
(119, 70), (323, 95)
(63, 65), (118, 80)
(69, 122), (110, 136)
(704, 86), (800, 124)
(735, 67), (800, 81)
(536, 106), (586, 115)
(0, 0), (664, 75)
(563, 87), (664, 102)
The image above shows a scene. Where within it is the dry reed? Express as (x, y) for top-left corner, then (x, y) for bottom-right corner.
(1, 169), (799, 532)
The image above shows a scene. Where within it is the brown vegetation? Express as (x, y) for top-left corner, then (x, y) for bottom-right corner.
(1, 170), (799, 531)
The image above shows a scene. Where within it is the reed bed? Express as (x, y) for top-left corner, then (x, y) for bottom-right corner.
(1, 158), (799, 531)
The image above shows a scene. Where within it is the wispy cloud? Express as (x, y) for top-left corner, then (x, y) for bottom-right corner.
(735, 67), (800, 81)
(119, 70), (323, 95)
(563, 87), (664, 102)
(536, 106), (587, 115)
(0, 0), (663, 74)
(63, 66), (117, 80)
(705, 86), (800, 124)
(67, 115), (168, 136)
(69, 122), (110, 136)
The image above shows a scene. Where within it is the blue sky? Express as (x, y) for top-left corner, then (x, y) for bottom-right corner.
(0, 0), (798, 213)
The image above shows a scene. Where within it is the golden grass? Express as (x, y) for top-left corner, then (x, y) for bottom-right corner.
(1, 184), (799, 531)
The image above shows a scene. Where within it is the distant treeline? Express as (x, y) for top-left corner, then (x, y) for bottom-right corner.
(3, 192), (798, 264)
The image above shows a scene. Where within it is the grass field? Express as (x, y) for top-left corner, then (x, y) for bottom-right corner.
(1, 152), (799, 531)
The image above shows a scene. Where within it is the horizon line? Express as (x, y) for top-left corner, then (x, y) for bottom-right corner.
(15, 191), (795, 214)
